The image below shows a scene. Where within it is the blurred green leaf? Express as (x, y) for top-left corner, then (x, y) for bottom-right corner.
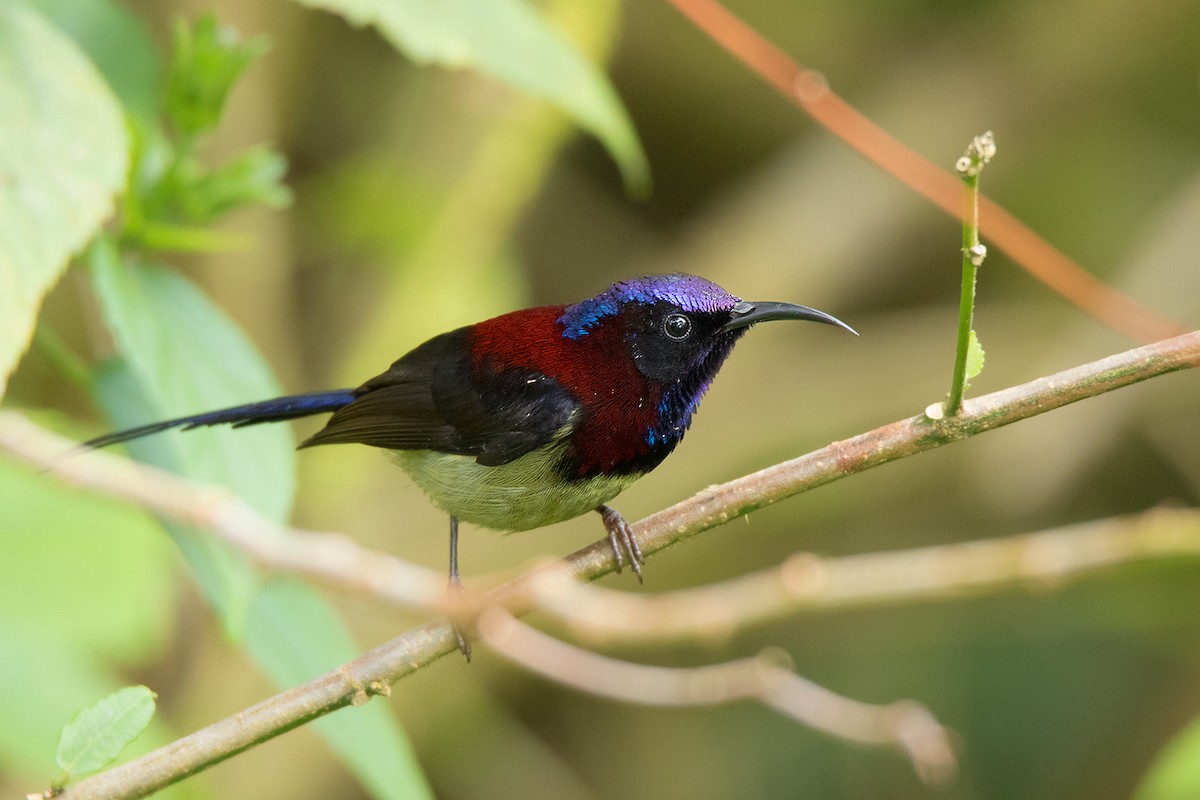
(126, 136), (290, 247)
(247, 580), (436, 800)
(291, 0), (649, 194)
(86, 239), (295, 521)
(0, 455), (177, 786)
(166, 14), (269, 139)
(87, 238), (292, 626)
(55, 686), (157, 783)
(86, 239), (430, 799)
(0, 454), (174, 660)
(966, 329), (985, 382)
(122, 221), (252, 253)
(92, 359), (260, 629)
(14, 0), (161, 120)
(126, 15), (290, 249)
(176, 145), (292, 221)
(0, 3), (127, 398)
(0, 626), (140, 790)
(1135, 714), (1200, 800)
(122, 118), (171, 241)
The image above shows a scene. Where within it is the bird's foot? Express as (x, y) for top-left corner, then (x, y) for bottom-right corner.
(597, 504), (644, 583)
(447, 576), (472, 662)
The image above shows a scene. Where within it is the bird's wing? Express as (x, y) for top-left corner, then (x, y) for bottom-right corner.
(299, 328), (578, 466)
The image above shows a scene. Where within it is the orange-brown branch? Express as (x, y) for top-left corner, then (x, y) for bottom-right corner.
(661, 0), (1186, 343)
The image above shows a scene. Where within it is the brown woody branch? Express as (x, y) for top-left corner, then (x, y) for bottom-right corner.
(477, 610), (956, 784)
(0, 418), (448, 610)
(529, 506), (1200, 644)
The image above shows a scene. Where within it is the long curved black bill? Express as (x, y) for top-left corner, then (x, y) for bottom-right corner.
(721, 300), (858, 335)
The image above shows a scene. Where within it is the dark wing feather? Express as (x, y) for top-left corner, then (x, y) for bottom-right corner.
(300, 327), (579, 466)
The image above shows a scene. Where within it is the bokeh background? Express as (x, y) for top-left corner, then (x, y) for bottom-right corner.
(5, 0), (1200, 798)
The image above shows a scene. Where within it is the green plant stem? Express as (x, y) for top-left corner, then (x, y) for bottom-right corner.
(946, 170), (980, 415)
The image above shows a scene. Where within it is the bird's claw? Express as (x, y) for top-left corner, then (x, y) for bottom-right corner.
(598, 505), (644, 583)
(447, 576), (472, 662)
(453, 625), (472, 662)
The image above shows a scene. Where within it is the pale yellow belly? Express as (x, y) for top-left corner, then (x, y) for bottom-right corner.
(394, 445), (641, 531)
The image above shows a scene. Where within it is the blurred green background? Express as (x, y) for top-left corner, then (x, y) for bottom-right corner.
(4, 0), (1200, 797)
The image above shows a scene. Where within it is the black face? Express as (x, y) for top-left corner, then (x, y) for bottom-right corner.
(623, 302), (742, 384)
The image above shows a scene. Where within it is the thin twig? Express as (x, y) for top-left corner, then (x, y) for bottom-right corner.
(10, 330), (1197, 800)
(527, 506), (1200, 644)
(660, 0), (1186, 343)
(0, 415), (447, 609)
(476, 609), (957, 785)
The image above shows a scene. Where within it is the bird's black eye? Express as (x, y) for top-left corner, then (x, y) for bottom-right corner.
(663, 313), (692, 340)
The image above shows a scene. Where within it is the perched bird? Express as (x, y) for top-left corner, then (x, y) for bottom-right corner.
(86, 273), (854, 653)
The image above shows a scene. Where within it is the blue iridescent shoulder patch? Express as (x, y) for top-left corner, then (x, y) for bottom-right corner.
(557, 274), (739, 340)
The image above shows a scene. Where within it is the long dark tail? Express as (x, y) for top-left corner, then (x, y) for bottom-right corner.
(83, 390), (357, 449)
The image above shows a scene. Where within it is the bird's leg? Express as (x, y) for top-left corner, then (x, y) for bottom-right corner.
(596, 504), (644, 583)
(448, 515), (472, 661)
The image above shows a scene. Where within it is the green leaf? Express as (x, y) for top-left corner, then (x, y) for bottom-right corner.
(88, 238), (293, 627)
(0, 456), (178, 785)
(126, 16), (290, 243)
(166, 14), (270, 139)
(965, 329), (986, 381)
(0, 3), (128, 398)
(0, 626), (125, 785)
(86, 240), (431, 799)
(176, 145), (292, 222)
(1137, 718), (1200, 799)
(93, 359), (261, 629)
(55, 686), (157, 783)
(14, 0), (161, 120)
(291, 0), (649, 194)
(247, 580), (436, 800)
(0, 453), (174, 661)
(87, 239), (295, 521)
(1136, 714), (1200, 800)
